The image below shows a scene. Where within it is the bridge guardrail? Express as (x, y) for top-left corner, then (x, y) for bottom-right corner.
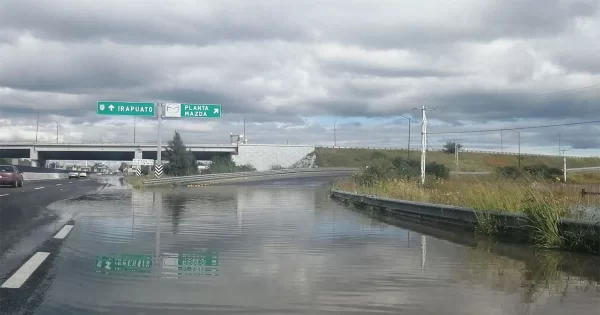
(143, 168), (359, 186)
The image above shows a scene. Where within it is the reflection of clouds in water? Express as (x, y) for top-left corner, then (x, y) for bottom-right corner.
(38, 184), (600, 314)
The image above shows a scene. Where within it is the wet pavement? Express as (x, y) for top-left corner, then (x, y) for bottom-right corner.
(1, 176), (600, 314)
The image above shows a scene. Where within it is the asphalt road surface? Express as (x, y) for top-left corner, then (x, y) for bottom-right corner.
(0, 178), (103, 277)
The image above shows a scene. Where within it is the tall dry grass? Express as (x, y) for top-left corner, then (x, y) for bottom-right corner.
(337, 176), (595, 217)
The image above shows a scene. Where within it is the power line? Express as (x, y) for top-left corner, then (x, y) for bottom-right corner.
(526, 84), (600, 99)
(428, 119), (600, 135)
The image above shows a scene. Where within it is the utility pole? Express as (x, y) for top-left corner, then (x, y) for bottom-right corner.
(333, 120), (338, 147)
(243, 116), (246, 143)
(561, 149), (568, 182)
(455, 141), (459, 174)
(558, 133), (561, 156)
(500, 130), (503, 153)
(413, 106), (432, 186)
(399, 115), (411, 159)
(134, 116), (136, 143)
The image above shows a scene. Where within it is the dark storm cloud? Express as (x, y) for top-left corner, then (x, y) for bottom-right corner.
(481, 0), (599, 38)
(429, 90), (600, 123)
(0, 0), (309, 45)
(0, 51), (160, 93)
(0, 0), (599, 154)
(323, 61), (462, 78)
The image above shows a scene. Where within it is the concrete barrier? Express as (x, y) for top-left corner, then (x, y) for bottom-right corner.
(331, 190), (600, 255)
(22, 172), (68, 181)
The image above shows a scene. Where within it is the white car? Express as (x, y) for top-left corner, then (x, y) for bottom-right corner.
(79, 172), (88, 178)
(68, 172), (79, 179)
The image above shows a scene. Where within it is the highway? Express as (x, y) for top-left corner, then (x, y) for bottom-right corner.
(0, 177), (102, 280)
(1, 176), (600, 314)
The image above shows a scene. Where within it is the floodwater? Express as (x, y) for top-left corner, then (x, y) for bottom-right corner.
(32, 177), (600, 314)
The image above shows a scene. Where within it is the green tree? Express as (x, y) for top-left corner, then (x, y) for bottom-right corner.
(119, 162), (128, 172)
(164, 131), (198, 176)
(0, 157), (10, 164)
(443, 141), (462, 153)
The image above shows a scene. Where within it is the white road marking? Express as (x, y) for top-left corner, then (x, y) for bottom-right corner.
(0, 193), (9, 197)
(68, 182), (73, 184)
(56, 184), (62, 186)
(34, 187), (45, 190)
(1, 252), (51, 289)
(53, 225), (74, 239)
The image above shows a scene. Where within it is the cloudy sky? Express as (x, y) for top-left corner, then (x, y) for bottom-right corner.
(1, 0), (600, 156)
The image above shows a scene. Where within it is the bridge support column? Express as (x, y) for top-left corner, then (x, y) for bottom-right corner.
(29, 148), (46, 168)
(134, 149), (143, 160)
(11, 158), (19, 165)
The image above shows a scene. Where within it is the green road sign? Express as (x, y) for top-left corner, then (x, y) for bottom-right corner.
(163, 103), (221, 118)
(95, 254), (153, 273)
(97, 101), (155, 116)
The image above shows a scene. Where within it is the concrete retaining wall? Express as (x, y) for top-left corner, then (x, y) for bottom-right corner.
(232, 144), (315, 171)
(331, 190), (600, 254)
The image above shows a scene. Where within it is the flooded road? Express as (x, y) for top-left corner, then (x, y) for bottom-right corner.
(10, 177), (600, 314)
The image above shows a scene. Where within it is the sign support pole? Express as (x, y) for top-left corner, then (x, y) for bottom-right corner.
(157, 103), (162, 165)
(155, 103), (163, 178)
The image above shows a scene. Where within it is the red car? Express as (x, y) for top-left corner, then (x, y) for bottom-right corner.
(0, 165), (24, 188)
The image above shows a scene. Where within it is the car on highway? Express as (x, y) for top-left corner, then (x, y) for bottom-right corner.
(68, 171), (80, 179)
(0, 165), (24, 188)
(79, 172), (88, 178)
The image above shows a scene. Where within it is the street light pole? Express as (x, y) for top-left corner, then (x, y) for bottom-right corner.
(243, 116), (246, 143)
(399, 115), (411, 159)
(333, 120), (337, 147)
(53, 120), (59, 143)
(35, 110), (40, 143)
(134, 116), (136, 143)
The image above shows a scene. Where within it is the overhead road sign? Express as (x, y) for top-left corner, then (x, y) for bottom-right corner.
(97, 101), (155, 116)
(163, 103), (221, 118)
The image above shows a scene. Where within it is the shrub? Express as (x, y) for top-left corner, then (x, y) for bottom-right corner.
(391, 157), (420, 179)
(353, 158), (395, 186)
(426, 162), (450, 179)
(270, 164), (284, 170)
(523, 165), (562, 180)
(496, 166), (522, 179)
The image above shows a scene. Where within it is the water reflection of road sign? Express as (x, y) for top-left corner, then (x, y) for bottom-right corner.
(163, 251), (219, 276)
(96, 252), (219, 276)
(95, 255), (153, 273)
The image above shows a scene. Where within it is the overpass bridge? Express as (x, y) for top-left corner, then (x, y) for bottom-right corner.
(0, 142), (317, 170)
(0, 142), (237, 167)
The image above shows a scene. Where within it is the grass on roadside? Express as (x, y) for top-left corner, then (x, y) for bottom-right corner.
(336, 176), (600, 251)
(316, 147), (600, 177)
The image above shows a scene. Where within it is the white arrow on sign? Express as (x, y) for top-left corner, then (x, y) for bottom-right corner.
(214, 108), (219, 114)
(109, 104), (115, 111)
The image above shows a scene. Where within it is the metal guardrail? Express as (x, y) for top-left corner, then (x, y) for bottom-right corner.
(143, 168), (359, 186)
(316, 145), (588, 159)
